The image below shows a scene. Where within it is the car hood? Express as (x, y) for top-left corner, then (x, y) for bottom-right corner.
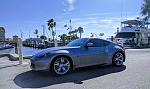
(33, 46), (80, 57)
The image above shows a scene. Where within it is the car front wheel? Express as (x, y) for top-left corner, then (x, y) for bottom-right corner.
(113, 52), (124, 66)
(51, 56), (72, 75)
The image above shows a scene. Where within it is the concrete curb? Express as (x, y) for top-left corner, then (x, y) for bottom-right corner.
(0, 53), (32, 61)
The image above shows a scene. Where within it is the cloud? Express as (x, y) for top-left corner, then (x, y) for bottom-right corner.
(87, 13), (113, 17)
(63, 0), (76, 12)
(100, 19), (113, 23)
(56, 15), (139, 37)
(65, 17), (121, 36)
(68, 0), (75, 11)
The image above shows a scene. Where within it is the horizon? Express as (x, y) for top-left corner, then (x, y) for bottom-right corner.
(0, 0), (143, 39)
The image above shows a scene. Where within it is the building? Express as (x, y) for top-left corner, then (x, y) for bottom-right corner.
(23, 38), (44, 45)
(13, 35), (19, 42)
(0, 27), (5, 41)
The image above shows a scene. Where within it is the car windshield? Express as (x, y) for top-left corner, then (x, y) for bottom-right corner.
(66, 38), (89, 47)
(115, 32), (136, 38)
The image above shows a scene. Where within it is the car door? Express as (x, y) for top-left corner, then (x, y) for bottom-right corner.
(79, 39), (107, 67)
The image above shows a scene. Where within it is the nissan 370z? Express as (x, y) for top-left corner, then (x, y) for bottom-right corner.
(31, 38), (125, 75)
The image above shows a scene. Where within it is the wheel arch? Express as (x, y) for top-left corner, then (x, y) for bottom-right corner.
(49, 54), (74, 70)
(112, 50), (125, 62)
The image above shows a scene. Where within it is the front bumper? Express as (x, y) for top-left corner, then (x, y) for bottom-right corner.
(30, 59), (51, 71)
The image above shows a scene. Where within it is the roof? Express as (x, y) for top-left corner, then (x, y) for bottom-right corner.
(121, 20), (144, 26)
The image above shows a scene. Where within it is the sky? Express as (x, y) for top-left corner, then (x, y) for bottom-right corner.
(0, 0), (143, 40)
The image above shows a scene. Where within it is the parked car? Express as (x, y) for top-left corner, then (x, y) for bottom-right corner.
(31, 38), (125, 75)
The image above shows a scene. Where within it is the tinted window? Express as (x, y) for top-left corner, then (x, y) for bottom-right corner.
(115, 32), (135, 38)
(103, 40), (110, 46)
(66, 38), (89, 47)
(88, 39), (104, 47)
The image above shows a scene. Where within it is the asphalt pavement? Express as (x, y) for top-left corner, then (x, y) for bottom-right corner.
(0, 48), (150, 89)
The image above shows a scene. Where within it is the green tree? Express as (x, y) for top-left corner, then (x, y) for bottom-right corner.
(68, 31), (73, 36)
(48, 19), (56, 42)
(59, 34), (68, 45)
(40, 35), (47, 40)
(34, 29), (38, 38)
(141, 0), (150, 27)
(74, 29), (78, 35)
(78, 27), (84, 38)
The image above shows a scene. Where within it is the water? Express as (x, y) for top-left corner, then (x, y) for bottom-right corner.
(22, 47), (42, 56)
(0, 48), (14, 54)
(0, 47), (41, 56)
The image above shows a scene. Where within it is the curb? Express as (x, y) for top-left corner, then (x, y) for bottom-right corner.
(0, 53), (32, 61)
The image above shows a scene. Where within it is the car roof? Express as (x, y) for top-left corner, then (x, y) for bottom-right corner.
(81, 37), (106, 40)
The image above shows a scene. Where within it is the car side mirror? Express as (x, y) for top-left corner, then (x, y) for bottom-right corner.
(85, 42), (94, 47)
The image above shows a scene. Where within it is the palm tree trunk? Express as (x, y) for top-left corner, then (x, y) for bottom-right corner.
(51, 30), (55, 46)
(80, 33), (81, 38)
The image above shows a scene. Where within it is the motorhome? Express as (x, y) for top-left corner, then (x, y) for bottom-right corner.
(115, 20), (150, 47)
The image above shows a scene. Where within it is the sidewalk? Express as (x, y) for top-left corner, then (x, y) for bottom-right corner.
(0, 57), (30, 69)
(0, 57), (19, 69)
(0, 57), (31, 89)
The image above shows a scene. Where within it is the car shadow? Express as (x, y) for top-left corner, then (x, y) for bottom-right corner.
(14, 65), (126, 88)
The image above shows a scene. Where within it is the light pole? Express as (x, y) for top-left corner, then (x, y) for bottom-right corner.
(64, 19), (72, 41)
(42, 25), (45, 36)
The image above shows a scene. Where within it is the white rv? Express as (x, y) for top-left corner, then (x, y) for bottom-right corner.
(115, 20), (150, 47)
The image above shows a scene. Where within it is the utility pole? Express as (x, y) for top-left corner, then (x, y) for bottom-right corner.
(42, 25), (45, 36)
(69, 19), (72, 41)
(64, 19), (73, 41)
(20, 30), (23, 39)
(29, 30), (31, 38)
(69, 19), (72, 31)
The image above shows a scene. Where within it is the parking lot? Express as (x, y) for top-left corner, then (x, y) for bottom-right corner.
(0, 48), (150, 89)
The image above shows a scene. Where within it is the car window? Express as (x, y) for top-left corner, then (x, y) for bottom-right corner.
(66, 38), (89, 47)
(87, 39), (110, 47)
(87, 39), (104, 47)
(103, 40), (110, 46)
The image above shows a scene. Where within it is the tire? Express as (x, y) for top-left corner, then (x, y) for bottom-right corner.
(112, 52), (124, 66)
(50, 56), (72, 75)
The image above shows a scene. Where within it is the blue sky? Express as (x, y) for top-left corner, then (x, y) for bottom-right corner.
(0, 0), (143, 39)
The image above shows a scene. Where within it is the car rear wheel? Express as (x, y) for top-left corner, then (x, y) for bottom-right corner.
(113, 52), (124, 66)
(51, 57), (72, 75)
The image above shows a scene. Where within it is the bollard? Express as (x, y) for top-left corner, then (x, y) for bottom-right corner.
(54, 39), (58, 47)
(15, 42), (18, 54)
(17, 38), (23, 64)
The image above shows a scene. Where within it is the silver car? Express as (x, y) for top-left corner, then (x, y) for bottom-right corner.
(31, 38), (125, 75)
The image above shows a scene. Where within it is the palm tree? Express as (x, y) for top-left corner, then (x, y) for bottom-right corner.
(68, 31), (72, 36)
(141, 0), (150, 27)
(34, 29), (38, 38)
(40, 35), (47, 40)
(47, 19), (56, 42)
(78, 27), (84, 38)
(74, 29), (78, 35)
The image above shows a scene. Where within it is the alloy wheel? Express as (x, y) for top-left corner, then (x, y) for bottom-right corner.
(113, 52), (124, 66)
(53, 57), (71, 75)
